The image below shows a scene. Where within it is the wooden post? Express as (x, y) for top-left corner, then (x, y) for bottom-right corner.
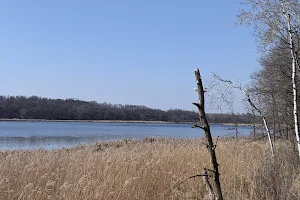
(193, 69), (223, 200)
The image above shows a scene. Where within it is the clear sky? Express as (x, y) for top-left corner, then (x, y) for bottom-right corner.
(0, 0), (260, 113)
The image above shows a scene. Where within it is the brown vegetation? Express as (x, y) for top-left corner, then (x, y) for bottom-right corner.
(0, 138), (299, 200)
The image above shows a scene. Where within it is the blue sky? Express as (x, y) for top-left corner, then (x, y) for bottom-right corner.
(0, 1), (260, 113)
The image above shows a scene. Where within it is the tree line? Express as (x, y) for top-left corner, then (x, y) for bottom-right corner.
(0, 95), (252, 123)
(226, 0), (300, 160)
(239, 1), (300, 144)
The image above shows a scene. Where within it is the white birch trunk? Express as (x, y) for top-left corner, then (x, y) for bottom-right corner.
(285, 13), (300, 159)
(244, 91), (275, 157)
(262, 117), (275, 156)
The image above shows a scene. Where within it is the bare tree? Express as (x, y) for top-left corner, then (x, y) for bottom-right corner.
(283, 6), (300, 158)
(213, 74), (275, 157)
(237, 0), (300, 158)
(250, 46), (296, 141)
(193, 69), (223, 200)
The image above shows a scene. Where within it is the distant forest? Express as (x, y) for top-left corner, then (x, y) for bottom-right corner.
(0, 96), (253, 123)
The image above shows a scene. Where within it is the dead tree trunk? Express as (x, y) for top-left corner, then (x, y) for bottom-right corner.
(212, 74), (275, 157)
(193, 68), (223, 200)
(235, 122), (239, 141)
(202, 169), (215, 200)
(252, 110), (256, 139)
(242, 91), (275, 157)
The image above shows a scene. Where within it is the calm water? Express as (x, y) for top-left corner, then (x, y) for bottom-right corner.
(0, 121), (252, 150)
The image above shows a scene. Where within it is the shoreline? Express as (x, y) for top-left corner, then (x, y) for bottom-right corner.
(0, 118), (194, 124)
(0, 118), (253, 126)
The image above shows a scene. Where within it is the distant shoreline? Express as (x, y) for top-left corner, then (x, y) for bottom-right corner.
(0, 118), (253, 126)
(0, 118), (188, 124)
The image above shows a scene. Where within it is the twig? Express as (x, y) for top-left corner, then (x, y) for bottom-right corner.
(172, 173), (209, 188)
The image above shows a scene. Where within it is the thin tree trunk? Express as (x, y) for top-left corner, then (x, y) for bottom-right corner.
(253, 123), (256, 139)
(242, 93), (275, 156)
(262, 117), (275, 156)
(235, 122), (238, 141)
(272, 94), (276, 143)
(193, 69), (223, 200)
(285, 13), (300, 158)
(278, 122), (282, 138)
(213, 74), (275, 156)
(252, 110), (256, 139)
(286, 125), (289, 140)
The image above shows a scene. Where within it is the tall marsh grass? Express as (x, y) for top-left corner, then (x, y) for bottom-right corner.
(0, 138), (299, 199)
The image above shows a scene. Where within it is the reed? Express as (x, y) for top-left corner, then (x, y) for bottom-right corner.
(0, 137), (299, 200)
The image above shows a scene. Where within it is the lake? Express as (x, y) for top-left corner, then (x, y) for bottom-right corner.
(0, 121), (252, 150)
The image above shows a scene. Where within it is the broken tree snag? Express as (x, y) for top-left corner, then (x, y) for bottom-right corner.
(203, 168), (215, 200)
(193, 68), (223, 200)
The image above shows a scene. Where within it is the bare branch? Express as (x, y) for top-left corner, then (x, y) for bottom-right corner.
(213, 73), (275, 157)
(191, 124), (205, 130)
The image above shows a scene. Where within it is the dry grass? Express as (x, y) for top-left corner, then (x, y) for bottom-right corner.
(0, 137), (299, 200)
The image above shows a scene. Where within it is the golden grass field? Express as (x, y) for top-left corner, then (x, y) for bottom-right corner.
(0, 137), (299, 200)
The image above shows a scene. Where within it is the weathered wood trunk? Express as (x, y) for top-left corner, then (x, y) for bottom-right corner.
(245, 93), (275, 156)
(262, 117), (275, 157)
(252, 111), (256, 139)
(202, 169), (215, 200)
(193, 69), (223, 200)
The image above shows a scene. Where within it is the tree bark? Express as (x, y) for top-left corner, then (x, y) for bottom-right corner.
(252, 110), (256, 139)
(193, 69), (223, 200)
(202, 169), (215, 200)
(262, 116), (275, 157)
(246, 94), (275, 157)
(285, 12), (300, 159)
(272, 93), (276, 143)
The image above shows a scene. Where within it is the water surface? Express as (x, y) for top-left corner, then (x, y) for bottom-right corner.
(0, 121), (252, 150)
